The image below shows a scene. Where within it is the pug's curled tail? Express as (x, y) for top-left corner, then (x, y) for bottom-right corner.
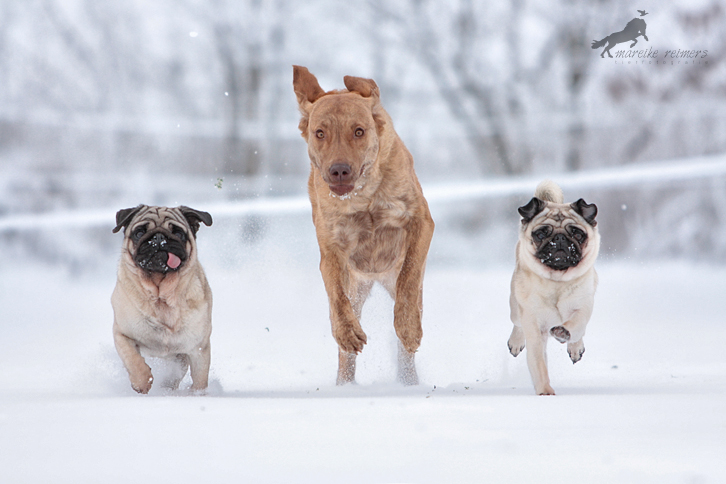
(535, 180), (564, 204)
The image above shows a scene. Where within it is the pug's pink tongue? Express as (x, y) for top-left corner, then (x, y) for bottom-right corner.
(167, 252), (181, 269)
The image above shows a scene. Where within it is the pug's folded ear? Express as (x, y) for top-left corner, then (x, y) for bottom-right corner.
(113, 205), (144, 233)
(571, 199), (598, 226)
(518, 197), (546, 224)
(179, 206), (213, 237)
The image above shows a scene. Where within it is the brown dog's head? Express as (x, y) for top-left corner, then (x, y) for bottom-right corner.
(113, 205), (212, 274)
(293, 65), (386, 197)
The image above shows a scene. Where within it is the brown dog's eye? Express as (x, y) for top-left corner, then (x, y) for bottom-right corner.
(354, 128), (365, 137)
(315, 129), (325, 139)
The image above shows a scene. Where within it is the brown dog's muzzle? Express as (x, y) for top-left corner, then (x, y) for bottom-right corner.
(328, 163), (355, 196)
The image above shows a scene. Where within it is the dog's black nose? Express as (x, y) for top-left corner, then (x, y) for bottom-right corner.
(553, 233), (568, 250)
(329, 163), (353, 184)
(149, 233), (167, 246)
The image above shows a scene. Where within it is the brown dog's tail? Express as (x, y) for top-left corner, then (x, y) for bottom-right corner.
(534, 180), (564, 204)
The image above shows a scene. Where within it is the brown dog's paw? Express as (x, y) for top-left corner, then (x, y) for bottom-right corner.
(550, 326), (571, 343)
(130, 370), (154, 394)
(335, 323), (367, 354)
(397, 331), (422, 355)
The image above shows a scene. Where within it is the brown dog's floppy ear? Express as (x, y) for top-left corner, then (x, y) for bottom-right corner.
(343, 75), (380, 99)
(343, 75), (386, 134)
(180, 206), (213, 237)
(518, 197), (545, 224)
(293, 65), (325, 105)
(293, 65), (326, 137)
(571, 199), (598, 226)
(113, 205), (144, 233)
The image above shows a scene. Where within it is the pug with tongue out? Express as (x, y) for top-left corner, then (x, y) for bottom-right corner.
(111, 205), (213, 394)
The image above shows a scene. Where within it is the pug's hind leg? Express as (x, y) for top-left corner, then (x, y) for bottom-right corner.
(162, 354), (189, 390)
(567, 339), (585, 364)
(508, 325), (526, 357)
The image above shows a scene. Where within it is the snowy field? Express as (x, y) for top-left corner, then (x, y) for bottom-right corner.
(1, 210), (725, 483)
(3, 0), (725, 479)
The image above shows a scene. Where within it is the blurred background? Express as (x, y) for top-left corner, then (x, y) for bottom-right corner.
(1, 0), (725, 271)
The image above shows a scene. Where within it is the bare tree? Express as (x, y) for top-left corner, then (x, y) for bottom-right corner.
(367, 0), (606, 174)
(182, 0), (292, 177)
(367, 0), (532, 175)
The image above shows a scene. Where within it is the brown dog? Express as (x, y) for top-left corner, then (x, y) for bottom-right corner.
(293, 66), (434, 385)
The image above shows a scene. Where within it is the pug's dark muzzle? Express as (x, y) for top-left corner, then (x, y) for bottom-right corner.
(134, 230), (188, 273)
(536, 233), (582, 271)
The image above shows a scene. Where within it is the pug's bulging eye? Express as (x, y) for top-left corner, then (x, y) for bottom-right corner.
(172, 227), (186, 241)
(533, 226), (552, 241)
(133, 228), (146, 240)
(315, 129), (325, 139)
(354, 127), (365, 137)
(570, 227), (586, 242)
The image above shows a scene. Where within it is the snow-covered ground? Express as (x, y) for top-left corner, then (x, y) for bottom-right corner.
(1, 220), (725, 483)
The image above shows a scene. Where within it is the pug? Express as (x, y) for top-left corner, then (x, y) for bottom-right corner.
(508, 180), (600, 395)
(111, 205), (213, 394)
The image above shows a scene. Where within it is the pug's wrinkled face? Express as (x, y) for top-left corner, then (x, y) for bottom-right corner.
(518, 197), (598, 272)
(129, 214), (189, 273)
(113, 205), (212, 274)
(530, 220), (587, 270)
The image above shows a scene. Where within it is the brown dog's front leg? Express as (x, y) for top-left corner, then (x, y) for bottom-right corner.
(325, 274), (367, 354)
(397, 341), (418, 385)
(320, 248), (367, 384)
(393, 214), (434, 354)
(392, 212), (434, 385)
(337, 350), (357, 385)
(336, 279), (372, 385)
(113, 329), (153, 394)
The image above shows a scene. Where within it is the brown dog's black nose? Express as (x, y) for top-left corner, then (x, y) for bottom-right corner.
(329, 163), (353, 184)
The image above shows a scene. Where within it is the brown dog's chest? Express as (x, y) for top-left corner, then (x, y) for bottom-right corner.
(331, 208), (408, 274)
